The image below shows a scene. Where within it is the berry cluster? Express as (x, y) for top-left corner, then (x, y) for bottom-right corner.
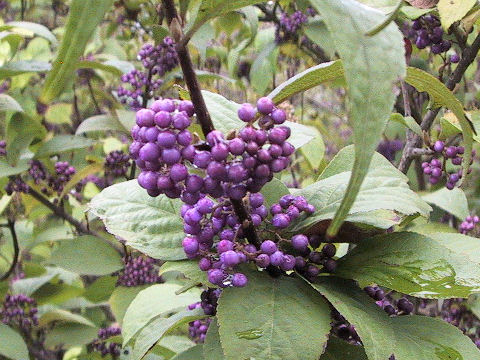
(460, 215), (479, 234)
(275, 10), (308, 43)
(118, 38), (178, 109)
(48, 161), (76, 196)
(91, 326), (122, 358)
(0, 140), (6, 156)
(5, 177), (30, 195)
(187, 288), (221, 343)
(410, 15), (451, 54)
(377, 138), (403, 162)
(0, 294), (39, 329)
(364, 286), (414, 316)
(116, 255), (161, 287)
(105, 150), (131, 180)
(270, 194), (315, 229)
(422, 141), (472, 189)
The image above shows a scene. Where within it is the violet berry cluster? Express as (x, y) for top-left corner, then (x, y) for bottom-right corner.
(422, 140), (472, 189)
(116, 255), (161, 287)
(1, 294), (39, 329)
(364, 286), (414, 316)
(275, 10), (308, 43)
(377, 138), (403, 162)
(187, 288), (221, 343)
(91, 326), (122, 358)
(0, 140), (6, 156)
(460, 215), (479, 234)
(117, 37), (178, 109)
(410, 14), (451, 54)
(188, 288), (222, 344)
(104, 150), (131, 180)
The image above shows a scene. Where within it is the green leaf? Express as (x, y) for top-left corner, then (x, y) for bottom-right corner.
(203, 318), (225, 360)
(109, 285), (149, 324)
(131, 308), (206, 360)
(116, 109), (136, 133)
(292, 146), (431, 233)
(303, 21), (337, 59)
(35, 135), (96, 158)
(59, 162), (104, 200)
(202, 90), (242, 134)
(320, 336), (367, 360)
(6, 113), (45, 166)
(47, 236), (123, 276)
(300, 130), (325, 169)
(45, 323), (98, 348)
(310, 277), (480, 360)
(0, 323), (29, 360)
(185, 0), (261, 40)
(309, 0), (406, 237)
(260, 177), (290, 208)
(336, 231), (480, 298)
(122, 284), (201, 346)
(83, 276), (117, 303)
(437, 0), (476, 30)
(268, 60), (344, 104)
(405, 67), (474, 188)
(0, 159), (30, 178)
(250, 41), (278, 95)
(390, 113), (422, 136)
(0, 60), (51, 79)
(39, 309), (95, 327)
(159, 260), (209, 286)
(216, 268), (331, 360)
(6, 21), (58, 46)
(75, 60), (124, 77)
(40, 0), (114, 103)
(44, 103), (72, 124)
(76, 114), (126, 134)
(171, 345), (204, 360)
(0, 94), (23, 113)
(89, 180), (185, 260)
(421, 187), (469, 220)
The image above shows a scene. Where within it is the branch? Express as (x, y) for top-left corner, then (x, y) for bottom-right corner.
(0, 219), (19, 281)
(398, 32), (480, 174)
(162, 0), (262, 250)
(28, 188), (103, 239)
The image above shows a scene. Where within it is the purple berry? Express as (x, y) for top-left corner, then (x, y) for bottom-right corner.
(256, 97), (274, 115)
(238, 103), (257, 122)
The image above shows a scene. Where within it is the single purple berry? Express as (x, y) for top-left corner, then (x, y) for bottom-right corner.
(238, 103), (257, 122)
(256, 97), (274, 115)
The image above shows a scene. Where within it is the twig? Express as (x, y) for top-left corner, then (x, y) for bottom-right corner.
(398, 32), (480, 174)
(87, 79), (101, 114)
(0, 219), (19, 281)
(162, 0), (262, 252)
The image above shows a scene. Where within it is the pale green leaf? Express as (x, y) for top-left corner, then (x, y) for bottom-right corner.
(6, 21), (58, 46)
(39, 309), (95, 327)
(89, 180), (185, 260)
(438, 0), (476, 30)
(109, 285), (149, 324)
(0, 323), (29, 360)
(421, 187), (469, 220)
(0, 94), (23, 113)
(0, 60), (51, 79)
(35, 135), (96, 158)
(309, 0), (406, 236)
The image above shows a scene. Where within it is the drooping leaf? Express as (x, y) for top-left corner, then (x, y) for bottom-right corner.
(39, 309), (95, 327)
(5, 21), (58, 46)
(75, 60), (125, 77)
(335, 231), (480, 298)
(89, 180), (185, 260)
(300, 131), (325, 170)
(159, 260), (209, 286)
(292, 146), (431, 233)
(0, 159), (30, 178)
(437, 0), (476, 30)
(0, 94), (23, 113)
(421, 187), (469, 220)
(0, 323), (30, 360)
(75, 114), (126, 134)
(109, 285), (149, 325)
(203, 318), (225, 360)
(309, 0), (406, 237)
(405, 67), (474, 187)
(44, 323), (99, 348)
(122, 284), (201, 345)
(0, 60), (51, 79)
(40, 0), (115, 103)
(310, 277), (480, 360)
(47, 236), (123, 276)
(216, 268), (331, 360)
(268, 60), (344, 104)
(35, 135), (96, 158)
(131, 308), (206, 360)
(390, 113), (422, 136)
(250, 41), (278, 95)
(6, 113), (45, 166)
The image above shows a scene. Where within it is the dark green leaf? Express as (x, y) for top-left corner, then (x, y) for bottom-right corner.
(336, 231), (480, 298)
(217, 268), (331, 360)
(203, 318), (225, 360)
(45, 323), (98, 348)
(320, 336), (367, 360)
(171, 345), (204, 360)
(89, 180), (185, 260)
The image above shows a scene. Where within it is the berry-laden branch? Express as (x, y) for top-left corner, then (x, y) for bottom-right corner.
(0, 219), (19, 281)
(161, 0), (261, 249)
(398, 31), (480, 174)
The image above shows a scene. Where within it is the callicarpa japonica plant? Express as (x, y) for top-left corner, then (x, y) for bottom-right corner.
(3, 0), (480, 360)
